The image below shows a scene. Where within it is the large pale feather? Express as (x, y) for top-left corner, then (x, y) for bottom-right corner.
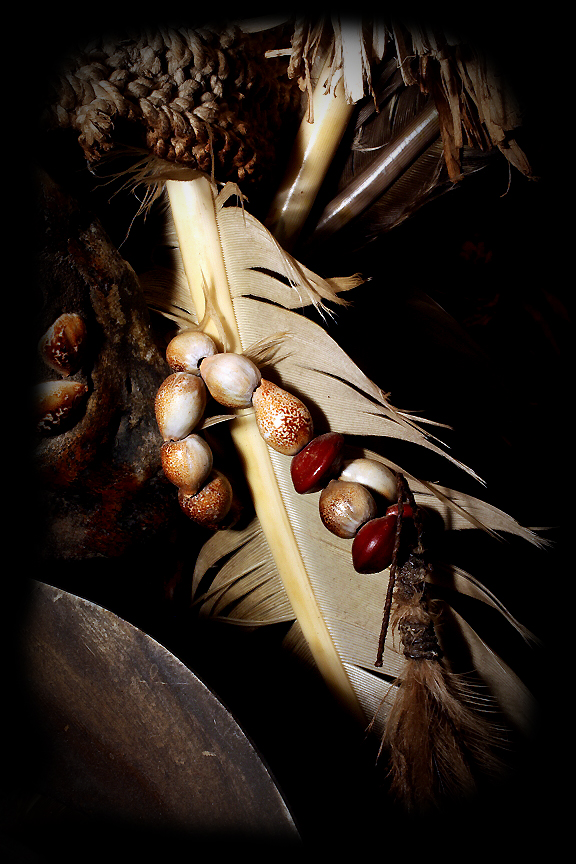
(440, 607), (537, 738)
(166, 195), (486, 477)
(191, 517), (294, 626)
(190, 447), (539, 731)
(147, 175), (541, 738)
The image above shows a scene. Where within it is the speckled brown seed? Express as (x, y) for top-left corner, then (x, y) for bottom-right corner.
(319, 479), (377, 539)
(38, 313), (87, 376)
(251, 379), (314, 456)
(177, 470), (233, 528)
(35, 380), (89, 434)
(160, 433), (213, 493)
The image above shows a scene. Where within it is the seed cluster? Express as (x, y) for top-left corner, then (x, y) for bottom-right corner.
(292, 437), (414, 574)
(155, 328), (315, 528)
(155, 328), (415, 576)
(35, 312), (89, 435)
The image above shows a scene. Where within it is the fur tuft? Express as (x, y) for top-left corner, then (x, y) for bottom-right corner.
(383, 658), (505, 810)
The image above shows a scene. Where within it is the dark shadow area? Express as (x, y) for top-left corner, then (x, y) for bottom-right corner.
(6, 7), (568, 860)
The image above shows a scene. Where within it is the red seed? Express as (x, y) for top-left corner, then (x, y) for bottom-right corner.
(352, 514), (397, 574)
(290, 432), (345, 494)
(385, 503), (414, 519)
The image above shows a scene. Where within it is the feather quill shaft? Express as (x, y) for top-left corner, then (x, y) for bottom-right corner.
(164, 178), (240, 352)
(265, 51), (355, 250)
(167, 175), (366, 723)
(311, 101), (440, 242)
(160, 173), (539, 753)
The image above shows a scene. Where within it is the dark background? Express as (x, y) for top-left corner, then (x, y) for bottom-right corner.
(6, 6), (570, 860)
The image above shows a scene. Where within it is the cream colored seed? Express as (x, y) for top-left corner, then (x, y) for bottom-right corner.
(199, 353), (262, 408)
(155, 372), (207, 441)
(339, 458), (397, 502)
(166, 329), (217, 374)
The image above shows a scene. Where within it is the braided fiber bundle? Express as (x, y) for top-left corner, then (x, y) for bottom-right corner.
(45, 24), (299, 184)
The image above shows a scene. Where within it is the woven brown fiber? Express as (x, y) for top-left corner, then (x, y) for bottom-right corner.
(44, 24), (299, 185)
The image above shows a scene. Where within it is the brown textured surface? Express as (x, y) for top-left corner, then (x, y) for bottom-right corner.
(33, 168), (179, 560)
(44, 25), (300, 186)
(18, 580), (299, 846)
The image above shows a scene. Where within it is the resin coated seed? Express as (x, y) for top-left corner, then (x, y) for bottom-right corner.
(291, 432), (345, 494)
(160, 433), (213, 494)
(155, 372), (207, 441)
(252, 379), (314, 456)
(200, 353), (262, 408)
(352, 514), (397, 574)
(166, 329), (218, 374)
(319, 479), (377, 539)
(385, 503), (414, 519)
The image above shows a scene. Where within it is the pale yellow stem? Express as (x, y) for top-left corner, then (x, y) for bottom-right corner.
(265, 53), (355, 250)
(166, 176), (241, 353)
(166, 175), (365, 725)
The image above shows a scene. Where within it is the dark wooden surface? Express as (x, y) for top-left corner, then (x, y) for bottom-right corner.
(9, 581), (300, 856)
